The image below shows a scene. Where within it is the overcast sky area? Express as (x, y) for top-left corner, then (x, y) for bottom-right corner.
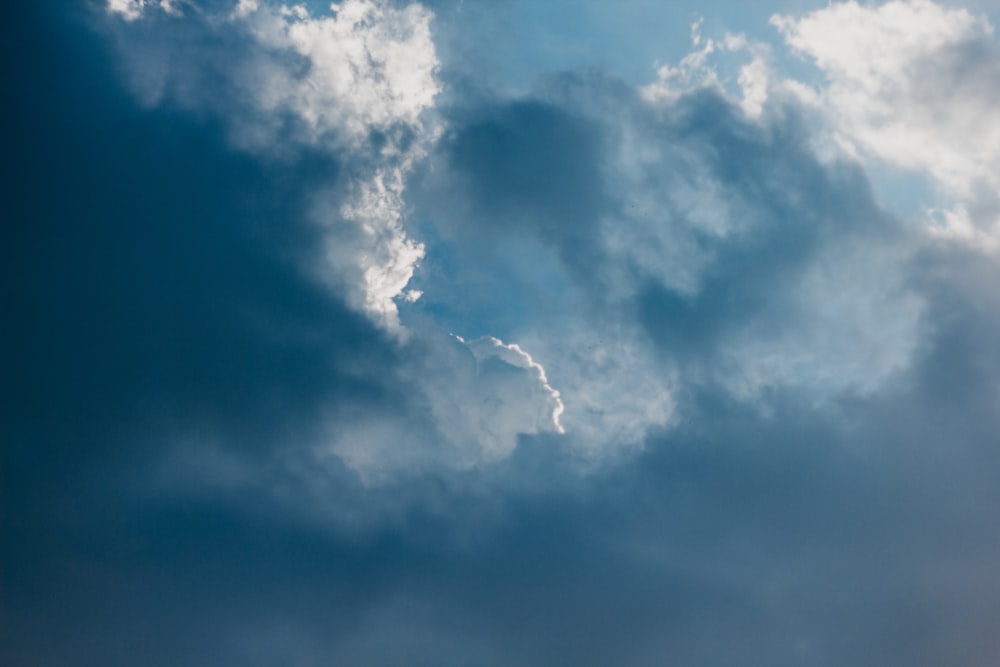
(4, 1), (1000, 665)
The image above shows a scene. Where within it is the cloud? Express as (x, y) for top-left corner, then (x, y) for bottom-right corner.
(235, 0), (440, 148)
(464, 336), (565, 436)
(642, 22), (774, 120)
(97, 1), (580, 480)
(104, 0), (440, 329)
(107, 0), (146, 20)
(94, 0), (944, 474)
(310, 163), (429, 331)
(420, 77), (925, 411)
(107, 0), (181, 21)
(772, 0), (1000, 247)
(7, 2), (1000, 664)
(322, 332), (566, 480)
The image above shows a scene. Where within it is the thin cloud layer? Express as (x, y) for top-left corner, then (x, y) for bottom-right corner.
(4, 1), (1000, 665)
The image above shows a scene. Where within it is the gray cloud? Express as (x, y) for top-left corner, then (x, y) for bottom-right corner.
(4, 2), (1000, 666)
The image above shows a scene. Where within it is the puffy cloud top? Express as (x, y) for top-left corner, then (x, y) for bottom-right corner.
(773, 0), (1000, 248)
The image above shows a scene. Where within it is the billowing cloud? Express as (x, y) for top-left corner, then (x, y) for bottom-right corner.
(107, 0), (180, 21)
(233, 0), (440, 148)
(772, 0), (1000, 248)
(107, 0), (145, 20)
(100, 0), (576, 475)
(772, 0), (996, 194)
(6, 1), (1000, 665)
(419, 76), (925, 413)
(105, 0), (440, 329)
(93, 0), (979, 470)
(324, 333), (566, 480)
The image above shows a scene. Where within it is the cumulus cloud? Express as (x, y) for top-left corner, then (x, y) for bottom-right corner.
(772, 0), (1000, 248)
(642, 22), (774, 120)
(8, 1), (1000, 665)
(108, 0), (185, 20)
(312, 162), (428, 331)
(428, 76), (925, 410)
(107, 0), (145, 20)
(107, 0), (181, 21)
(612, 104), (923, 399)
(463, 336), (565, 436)
(522, 328), (676, 456)
(97, 0), (951, 479)
(105, 0), (440, 329)
(636, 2), (1000, 254)
(235, 0), (440, 148)
(325, 333), (566, 480)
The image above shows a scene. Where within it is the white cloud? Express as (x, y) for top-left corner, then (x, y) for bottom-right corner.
(236, 0), (441, 330)
(107, 0), (146, 21)
(105, 0), (441, 330)
(641, 1), (1000, 259)
(736, 53), (769, 118)
(641, 2), (1000, 255)
(326, 334), (567, 480)
(240, 0), (441, 148)
(642, 21), (722, 106)
(463, 336), (565, 435)
(772, 0), (1000, 249)
(642, 21), (773, 120)
(316, 163), (428, 332)
(159, 0), (182, 15)
(107, 0), (183, 20)
(523, 328), (675, 460)
(233, 0), (259, 19)
(927, 205), (1000, 253)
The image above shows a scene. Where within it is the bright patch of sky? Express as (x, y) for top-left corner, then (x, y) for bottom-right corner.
(427, 0), (998, 222)
(428, 0), (826, 87)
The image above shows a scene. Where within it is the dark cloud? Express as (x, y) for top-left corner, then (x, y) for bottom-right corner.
(447, 100), (605, 246)
(3, 3), (1000, 667)
(1, 6), (395, 661)
(414, 77), (913, 400)
(631, 95), (895, 365)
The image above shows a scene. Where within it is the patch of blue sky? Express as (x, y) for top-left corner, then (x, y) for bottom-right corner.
(403, 206), (581, 342)
(428, 0), (830, 86)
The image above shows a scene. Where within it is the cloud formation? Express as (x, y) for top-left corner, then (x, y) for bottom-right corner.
(773, 0), (1000, 248)
(107, 0), (440, 329)
(5, 1), (1000, 665)
(100, 0), (571, 474)
(322, 332), (566, 480)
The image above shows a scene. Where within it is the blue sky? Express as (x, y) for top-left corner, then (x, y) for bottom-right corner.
(4, 1), (1000, 665)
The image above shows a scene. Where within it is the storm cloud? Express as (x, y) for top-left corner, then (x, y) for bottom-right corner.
(3, 1), (1000, 666)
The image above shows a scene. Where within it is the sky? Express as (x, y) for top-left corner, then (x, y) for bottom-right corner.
(3, 0), (1000, 665)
